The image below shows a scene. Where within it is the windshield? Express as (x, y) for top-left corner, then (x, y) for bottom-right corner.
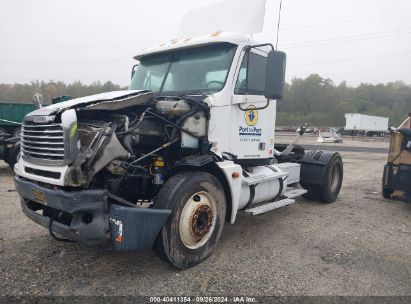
(129, 43), (237, 95)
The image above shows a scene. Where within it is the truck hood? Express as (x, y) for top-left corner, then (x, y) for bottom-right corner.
(27, 90), (153, 116)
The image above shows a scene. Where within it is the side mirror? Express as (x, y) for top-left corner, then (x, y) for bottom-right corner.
(264, 50), (286, 100)
(131, 64), (138, 80)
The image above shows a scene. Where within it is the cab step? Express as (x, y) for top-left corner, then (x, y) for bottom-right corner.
(283, 188), (307, 199)
(244, 198), (296, 216)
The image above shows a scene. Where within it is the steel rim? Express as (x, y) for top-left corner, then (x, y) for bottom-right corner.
(179, 191), (217, 249)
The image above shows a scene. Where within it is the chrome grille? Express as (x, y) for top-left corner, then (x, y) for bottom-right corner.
(21, 122), (65, 161)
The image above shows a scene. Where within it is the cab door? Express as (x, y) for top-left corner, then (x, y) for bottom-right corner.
(229, 48), (277, 162)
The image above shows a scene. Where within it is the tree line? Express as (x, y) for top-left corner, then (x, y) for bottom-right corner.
(278, 74), (410, 127)
(0, 81), (124, 105)
(0, 75), (410, 126)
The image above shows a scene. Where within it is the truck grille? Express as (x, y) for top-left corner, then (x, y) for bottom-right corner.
(21, 122), (65, 161)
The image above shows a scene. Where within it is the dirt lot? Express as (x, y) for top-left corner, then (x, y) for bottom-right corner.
(0, 138), (410, 296)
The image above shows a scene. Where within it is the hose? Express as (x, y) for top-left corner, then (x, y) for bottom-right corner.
(116, 108), (152, 136)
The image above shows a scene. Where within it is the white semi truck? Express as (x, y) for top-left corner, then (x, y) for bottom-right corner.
(14, 32), (343, 268)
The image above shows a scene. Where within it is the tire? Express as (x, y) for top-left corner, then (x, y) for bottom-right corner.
(6, 143), (20, 171)
(153, 171), (226, 269)
(302, 151), (343, 203)
(319, 152), (343, 203)
(382, 187), (393, 199)
(12, 127), (21, 138)
(302, 185), (320, 201)
(382, 164), (393, 199)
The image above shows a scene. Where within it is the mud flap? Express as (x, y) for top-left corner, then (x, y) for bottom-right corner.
(109, 205), (171, 251)
(300, 150), (342, 187)
(300, 161), (326, 186)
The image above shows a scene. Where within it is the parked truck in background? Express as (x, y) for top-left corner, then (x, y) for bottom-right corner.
(344, 113), (389, 137)
(0, 97), (71, 169)
(0, 103), (37, 137)
(0, 103), (35, 169)
(0, 134), (20, 169)
(13, 32), (343, 269)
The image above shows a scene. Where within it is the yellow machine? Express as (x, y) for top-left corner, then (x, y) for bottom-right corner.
(383, 114), (411, 200)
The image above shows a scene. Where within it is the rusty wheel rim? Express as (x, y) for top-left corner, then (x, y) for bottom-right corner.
(179, 191), (217, 249)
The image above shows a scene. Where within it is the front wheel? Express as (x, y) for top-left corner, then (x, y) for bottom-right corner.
(153, 171), (226, 269)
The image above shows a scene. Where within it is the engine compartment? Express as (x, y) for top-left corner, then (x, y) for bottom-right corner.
(69, 96), (209, 204)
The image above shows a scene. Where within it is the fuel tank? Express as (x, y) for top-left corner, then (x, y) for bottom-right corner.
(238, 165), (287, 210)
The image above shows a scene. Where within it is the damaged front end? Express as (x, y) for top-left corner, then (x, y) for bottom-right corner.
(14, 90), (209, 250)
(15, 90), (154, 187)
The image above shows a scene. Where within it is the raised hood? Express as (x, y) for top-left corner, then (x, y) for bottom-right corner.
(27, 90), (153, 117)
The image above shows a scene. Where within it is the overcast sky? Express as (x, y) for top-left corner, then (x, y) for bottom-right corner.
(1, 0), (410, 86)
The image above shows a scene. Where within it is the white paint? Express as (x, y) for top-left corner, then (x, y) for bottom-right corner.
(345, 113), (389, 132)
(14, 157), (69, 186)
(238, 165), (285, 210)
(275, 163), (301, 185)
(178, 0), (266, 38)
(29, 90), (148, 117)
(215, 161), (242, 224)
(134, 32), (251, 60)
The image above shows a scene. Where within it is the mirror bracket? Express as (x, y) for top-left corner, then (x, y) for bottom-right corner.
(237, 99), (270, 112)
(131, 64), (139, 80)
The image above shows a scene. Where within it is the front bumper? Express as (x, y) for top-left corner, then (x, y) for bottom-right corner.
(14, 157), (70, 186)
(15, 176), (171, 251)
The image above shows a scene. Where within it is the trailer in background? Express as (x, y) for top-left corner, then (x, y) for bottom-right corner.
(344, 113), (389, 137)
(0, 97), (71, 170)
(0, 103), (36, 136)
(0, 96), (71, 137)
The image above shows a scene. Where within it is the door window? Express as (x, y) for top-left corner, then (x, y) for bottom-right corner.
(235, 52), (267, 95)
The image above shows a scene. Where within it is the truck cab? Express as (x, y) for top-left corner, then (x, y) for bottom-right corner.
(14, 32), (343, 269)
(130, 33), (280, 163)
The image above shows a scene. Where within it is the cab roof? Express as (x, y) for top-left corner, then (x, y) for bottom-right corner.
(133, 32), (256, 60)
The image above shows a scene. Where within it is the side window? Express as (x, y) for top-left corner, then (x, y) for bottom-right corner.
(235, 52), (267, 95)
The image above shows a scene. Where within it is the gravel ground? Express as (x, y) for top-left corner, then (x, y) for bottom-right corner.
(0, 144), (410, 296)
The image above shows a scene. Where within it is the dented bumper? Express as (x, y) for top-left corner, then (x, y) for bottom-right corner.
(14, 176), (171, 251)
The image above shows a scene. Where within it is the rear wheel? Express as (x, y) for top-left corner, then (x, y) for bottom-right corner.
(153, 171), (226, 269)
(302, 151), (343, 203)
